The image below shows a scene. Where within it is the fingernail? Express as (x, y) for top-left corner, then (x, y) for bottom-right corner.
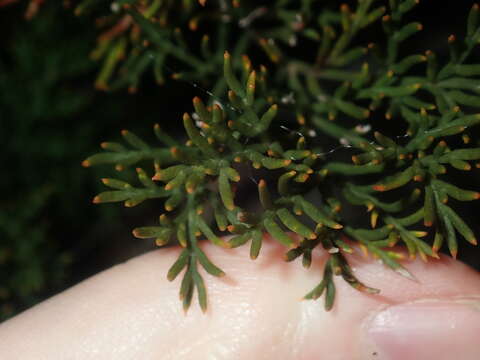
(365, 298), (480, 360)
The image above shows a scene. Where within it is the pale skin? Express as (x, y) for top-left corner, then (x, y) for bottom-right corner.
(1, 235), (480, 360)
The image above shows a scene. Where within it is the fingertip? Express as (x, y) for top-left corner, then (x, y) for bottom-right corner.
(1, 238), (480, 360)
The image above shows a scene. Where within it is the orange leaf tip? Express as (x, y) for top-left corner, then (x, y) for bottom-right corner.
(220, 241), (231, 249)
(81, 160), (91, 168)
(156, 239), (169, 247)
(124, 200), (135, 207)
(359, 244), (369, 258)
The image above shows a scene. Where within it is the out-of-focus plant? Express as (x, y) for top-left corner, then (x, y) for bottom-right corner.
(0, 2), (127, 320)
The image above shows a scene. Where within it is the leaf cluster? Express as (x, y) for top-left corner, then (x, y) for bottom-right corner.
(83, 0), (480, 311)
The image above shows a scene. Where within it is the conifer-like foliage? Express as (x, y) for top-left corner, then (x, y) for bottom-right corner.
(83, 0), (480, 311)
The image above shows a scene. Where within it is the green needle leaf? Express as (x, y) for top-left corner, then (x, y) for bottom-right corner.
(263, 217), (295, 247)
(224, 51), (245, 97)
(195, 247), (226, 277)
(276, 208), (316, 240)
(250, 230), (263, 260)
(167, 249), (189, 281)
(192, 269), (207, 313)
(219, 168), (235, 211)
(121, 129), (149, 150)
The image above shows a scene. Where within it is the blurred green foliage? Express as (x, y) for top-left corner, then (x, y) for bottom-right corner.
(0, 2), (128, 320)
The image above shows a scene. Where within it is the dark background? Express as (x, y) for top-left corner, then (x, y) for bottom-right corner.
(1, 0), (479, 320)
